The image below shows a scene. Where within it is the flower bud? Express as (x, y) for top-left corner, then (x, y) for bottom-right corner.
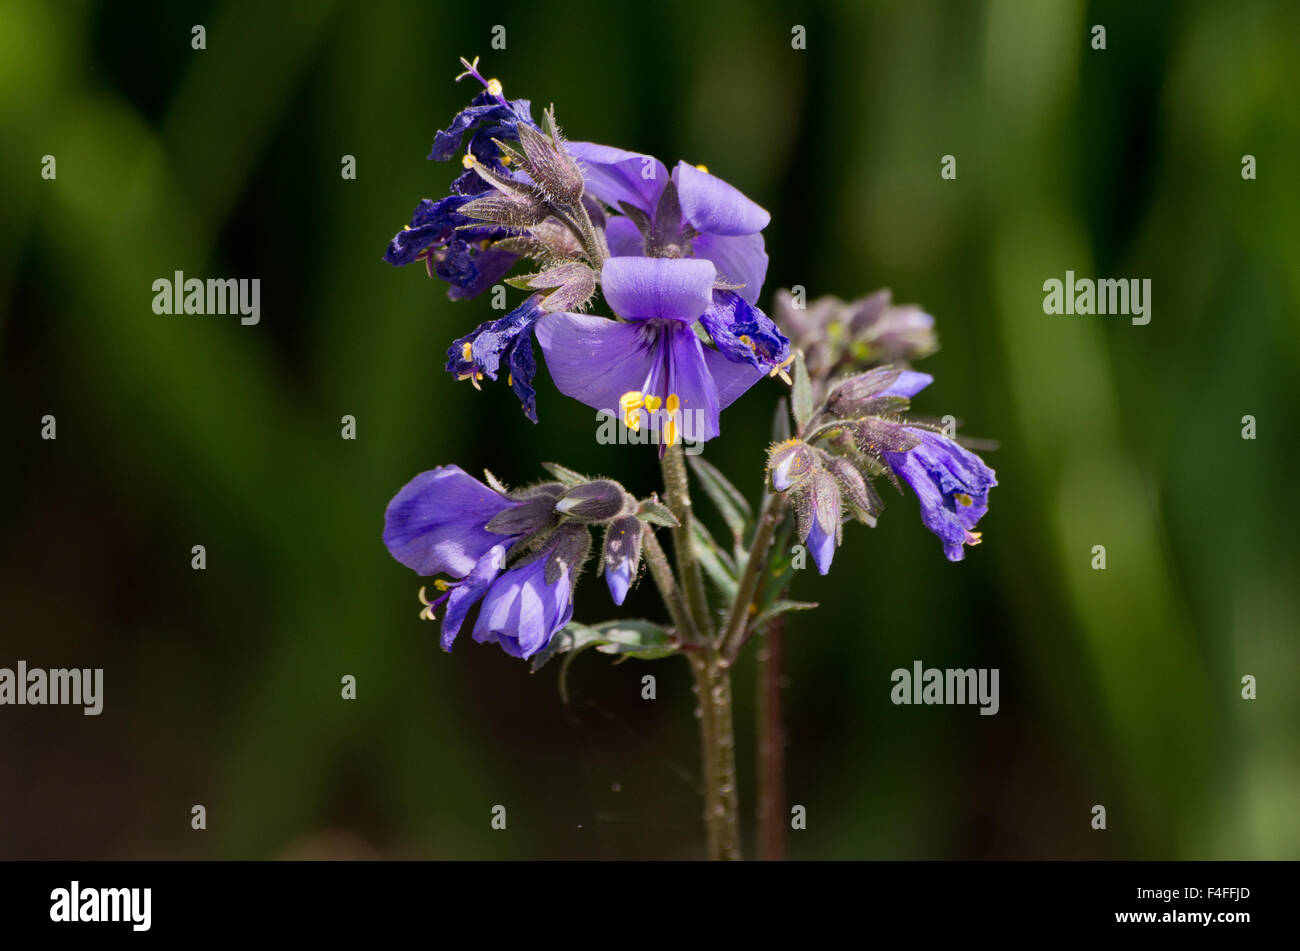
(555, 479), (632, 522)
(543, 522), (592, 586)
(819, 453), (881, 527)
(767, 439), (816, 492)
(517, 122), (585, 207)
(601, 516), (643, 606)
(458, 190), (549, 229)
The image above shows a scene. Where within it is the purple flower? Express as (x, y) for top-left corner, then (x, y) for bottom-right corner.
(567, 143), (789, 377)
(433, 57), (536, 176)
(383, 196), (518, 298)
(535, 257), (767, 449)
(883, 430), (997, 562)
(384, 465), (580, 655)
(383, 465), (523, 577)
(566, 144), (770, 302)
(446, 295), (545, 421)
(471, 523), (589, 659)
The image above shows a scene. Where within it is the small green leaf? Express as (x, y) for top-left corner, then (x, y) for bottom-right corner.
(791, 350), (814, 430)
(532, 619), (676, 676)
(591, 619), (677, 660)
(541, 461), (588, 486)
(636, 495), (680, 528)
(687, 455), (753, 543)
(691, 520), (739, 601)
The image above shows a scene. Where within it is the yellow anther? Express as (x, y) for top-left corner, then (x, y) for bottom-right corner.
(769, 353), (796, 386)
(643, 395), (663, 412)
(417, 586), (437, 622)
(619, 390), (645, 430)
(402, 225), (412, 231)
(665, 393), (681, 416)
(433, 579), (453, 591)
(738, 334), (757, 351)
(461, 153), (477, 169)
(955, 493), (973, 507)
(664, 416), (680, 447)
(966, 531), (983, 545)
(461, 342), (473, 361)
(486, 78), (503, 97)
(507, 373), (513, 386)
(695, 163), (709, 173)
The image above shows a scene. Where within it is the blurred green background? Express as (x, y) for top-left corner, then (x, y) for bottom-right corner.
(2, 0), (1297, 860)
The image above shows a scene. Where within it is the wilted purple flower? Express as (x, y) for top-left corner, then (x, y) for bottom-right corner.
(384, 195), (519, 298)
(472, 523), (590, 659)
(883, 429), (996, 562)
(535, 256), (767, 450)
(446, 295), (545, 421)
(433, 57), (537, 178)
(382, 58), (538, 297)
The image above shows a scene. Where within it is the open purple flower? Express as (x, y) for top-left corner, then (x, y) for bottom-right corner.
(535, 257), (767, 449)
(567, 143), (790, 377)
(883, 431), (996, 561)
(566, 144), (770, 301)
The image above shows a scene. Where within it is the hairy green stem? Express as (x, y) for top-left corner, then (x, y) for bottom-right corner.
(755, 617), (786, 860)
(688, 651), (740, 860)
(659, 445), (713, 644)
(720, 492), (786, 665)
(641, 529), (701, 645)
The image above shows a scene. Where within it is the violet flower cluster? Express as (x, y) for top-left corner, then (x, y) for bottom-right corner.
(380, 59), (996, 662)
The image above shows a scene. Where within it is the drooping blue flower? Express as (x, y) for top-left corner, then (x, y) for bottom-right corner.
(472, 523), (589, 659)
(446, 295), (545, 421)
(883, 429), (997, 561)
(535, 257), (767, 450)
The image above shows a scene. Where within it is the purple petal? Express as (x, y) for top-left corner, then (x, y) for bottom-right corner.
(605, 215), (646, 257)
(536, 314), (659, 417)
(701, 346), (766, 410)
(601, 257), (716, 323)
(566, 142), (667, 215)
(383, 466), (519, 577)
(663, 324), (722, 443)
(473, 556), (573, 659)
(878, 371), (934, 399)
(805, 516), (836, 575)
(691, 231), (769, 303)
(441, 544), (508, 651)
(674, 161), (770, 236)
